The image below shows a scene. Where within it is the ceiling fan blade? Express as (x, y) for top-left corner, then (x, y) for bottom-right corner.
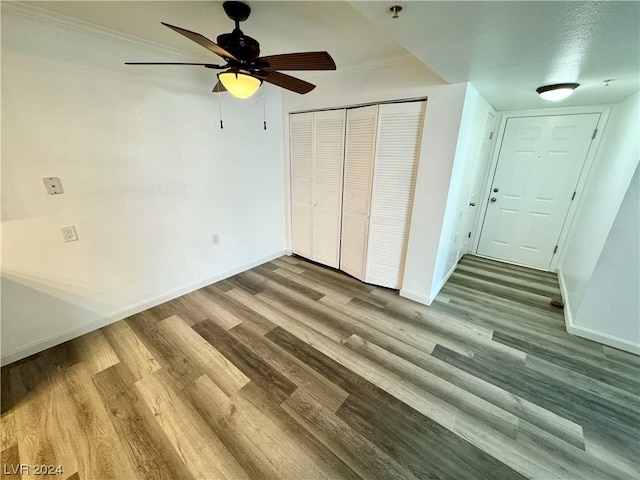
(258, 52), (336, 71)
(125, 62), (227, 69)
(161, 22), (238, 62)
(212, 81), (227, 93)
(263, 71), (315, 94)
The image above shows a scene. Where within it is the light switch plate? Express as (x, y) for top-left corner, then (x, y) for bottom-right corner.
(44, 177), (64, 195)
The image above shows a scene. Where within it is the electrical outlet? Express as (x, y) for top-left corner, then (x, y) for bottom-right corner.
(212, 233), (220, 245)
(61, 225), (78, 242)
(44, 177), (64, 195)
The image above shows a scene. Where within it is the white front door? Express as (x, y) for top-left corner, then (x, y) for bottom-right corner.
(477, 113), (600, 269)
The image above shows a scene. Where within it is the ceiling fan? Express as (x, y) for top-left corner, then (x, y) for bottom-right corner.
(126, 1), (336, 99)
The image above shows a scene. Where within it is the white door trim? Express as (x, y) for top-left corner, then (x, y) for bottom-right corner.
(467, 110), (498, 254)
(471, 105), (612, 272)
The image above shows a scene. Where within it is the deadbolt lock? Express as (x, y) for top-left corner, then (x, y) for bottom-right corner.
(493, 187), (499, 193)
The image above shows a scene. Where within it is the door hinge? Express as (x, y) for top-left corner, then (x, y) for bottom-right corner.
(592, 128), (598, 140)
(468, 232), (471, 238)
(571, 191), (576, 201)
(489, 131), (494, 140)
(553, 245), (558, 254)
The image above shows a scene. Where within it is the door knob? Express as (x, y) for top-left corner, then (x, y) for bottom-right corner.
(490, 197), (497, 203)
(493, 187), (499, 193)
(469, 202), (476, 207)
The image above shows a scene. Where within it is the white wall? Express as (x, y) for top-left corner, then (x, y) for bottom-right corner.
(569, 166), (639, 352)
(429, 84), (495, 300)
(1, 10), (286, 364)
(558, 91), (640, 353)
(400, 83), (468, 305)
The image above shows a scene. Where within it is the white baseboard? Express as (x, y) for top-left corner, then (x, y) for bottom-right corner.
(399, 288), (432, 306)
(557, 269), (640, 355)
(1, 250), (285, 366)
(566, 323), (640, 355)
(430, 263), (458, 304)
(556, 268), (573, 327)
(399, 263), (457, 307)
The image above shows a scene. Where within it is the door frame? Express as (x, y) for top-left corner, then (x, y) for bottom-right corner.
(466, 110), (498, 256)
(471, 105), (612, 272)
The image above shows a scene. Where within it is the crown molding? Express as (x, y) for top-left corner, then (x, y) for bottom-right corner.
(2, 2), (425, 81)
(308, 52), (424, 81)
(1, 1), (205, 62)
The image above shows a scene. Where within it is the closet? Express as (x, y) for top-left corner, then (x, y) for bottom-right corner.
(290, 100), (425, 289)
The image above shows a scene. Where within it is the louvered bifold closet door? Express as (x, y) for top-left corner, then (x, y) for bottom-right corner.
(365, 101), (425, 288)
(340, 105), (378, 280)
(290, 112), (314, 259)
(311, 109), (346, 268)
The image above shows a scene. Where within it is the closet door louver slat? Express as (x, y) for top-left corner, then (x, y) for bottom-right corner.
(365, 102), (425, 289)
(340, 105), (378, 280)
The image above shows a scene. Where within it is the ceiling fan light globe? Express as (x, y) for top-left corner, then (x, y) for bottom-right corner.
(218, 72), (261, 99)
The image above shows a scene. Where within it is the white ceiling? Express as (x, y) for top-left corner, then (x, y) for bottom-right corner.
(10, 1), (640, 110)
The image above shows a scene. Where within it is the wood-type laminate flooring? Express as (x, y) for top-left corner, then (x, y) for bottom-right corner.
(2, 255), (639, 480)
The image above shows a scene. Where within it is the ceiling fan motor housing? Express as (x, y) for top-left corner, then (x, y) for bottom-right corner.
(126, 0), (334, 95)
(217, 32), (261, 62)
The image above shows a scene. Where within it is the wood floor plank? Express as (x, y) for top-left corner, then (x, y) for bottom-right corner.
(236, 382), (362, 480)
(349, 296), (526, 361)
(228, 322), (349, 412)
(101, 321), (160, 382)
(266, 326), (600, 480)
(183, 374), (347, 480)
(192, 319), (297, 404)
(432, 344), (640, 472)
(2, 254), (638, 480)
(11, 356), (78, 480)
(68, 329), (119, 376)
(282, 389), (420, 480)
(125, 312), (202, 389)
(252, 265), (326, 301)
(271, 267), (355, 305)
(184, 289), (242, 330)
(344, 334), (520, 440)
(54, 362), (138, 480)
(493, 330), (640, 393)
(93, 363), (194, 480)
(256, 288), (353, 344)
(202, 284), (277, 335)
(1, 367), (17, 452)
(337, 384), (527, 480)
(134, 370), (250, 480)
(1, 444), (21, 480)
(268, 257), (307, 274)
(157, 315), (250, 396)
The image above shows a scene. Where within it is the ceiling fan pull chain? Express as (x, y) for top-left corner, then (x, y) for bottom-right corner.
(262, 83), (267, 130)
(218, 89), (224, 129)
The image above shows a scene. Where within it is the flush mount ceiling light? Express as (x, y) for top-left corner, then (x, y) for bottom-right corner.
(536, 83), (580, 101)
(218, 71), (262, 99)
